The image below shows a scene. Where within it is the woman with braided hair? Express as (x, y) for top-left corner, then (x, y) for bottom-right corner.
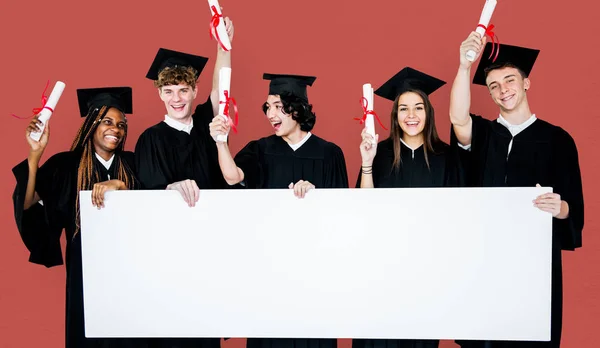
(12, 87), (146, 348)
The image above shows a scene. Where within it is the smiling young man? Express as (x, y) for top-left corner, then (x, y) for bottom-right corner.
(449, 33), (584, 348)
(209, 73), (348, 199)
(135, 18), (234, 207)
(209, 73), (347, 347)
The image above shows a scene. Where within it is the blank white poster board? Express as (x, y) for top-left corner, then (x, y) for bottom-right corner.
(79, 187), (552, 341)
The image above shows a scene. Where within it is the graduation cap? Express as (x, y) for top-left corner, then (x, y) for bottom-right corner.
(473, 43), (540, 86)
(263, 73), (317, 102)
(374, 67), (446, 101)
(76, 87), (133, 117)
(145, 48), (209, 81)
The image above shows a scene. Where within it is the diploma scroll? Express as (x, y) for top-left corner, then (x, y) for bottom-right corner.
(466, 0), (497, 62)
(362, 84), (376, 141)
(30, 81), (66, 141)
(216, 67), (231, 143)
(208, 0), (232, 51)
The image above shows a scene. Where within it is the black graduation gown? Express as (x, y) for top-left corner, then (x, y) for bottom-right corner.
(135, 97), (226, 190)
(235, 134), (347, 348)
(352, 138), (459, 348)
(12, 150), (147, 348)
(453, 115), (584, 348)
(134, 99), (224, 348)
(355, 138), (462, 189)
(235, 134), (349, 189)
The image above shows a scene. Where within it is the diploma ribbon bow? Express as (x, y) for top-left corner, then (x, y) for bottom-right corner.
(478, 23), (500, 62)
(220, 90), (239, 133)
(209, 5), (230, 52)
(11, 80), (54, 119)
(354, 97), (387, 130)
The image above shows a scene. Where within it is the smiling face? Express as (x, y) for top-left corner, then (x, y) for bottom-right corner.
(396, 92), (426, 138)
(92, 107), (127, 154)
(159, 83), (198, 122)
(263, 95), (300, 137)
(486, 66), (531, 113)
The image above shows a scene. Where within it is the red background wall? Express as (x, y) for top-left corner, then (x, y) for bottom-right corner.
(0, 0), (598, 347)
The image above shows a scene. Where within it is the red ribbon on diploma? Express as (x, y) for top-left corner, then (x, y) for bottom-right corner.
(11, 80), (54, 119)
(220, 90), (239, 133)
(209, 5), (229, 52)
(354, 97), (387, 130)
(478, 24), (500, 62)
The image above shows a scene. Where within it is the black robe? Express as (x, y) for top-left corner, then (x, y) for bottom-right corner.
(235, 134), (348, 348)
(355, 138), (463, 189)
(134, 97), (224, 348)
(235, 134), (348, 189)
(12, 150), (147, 348)
(134, 97), (226, 190)
(352, 137), (463, 348)
(453, 115), (584, 348)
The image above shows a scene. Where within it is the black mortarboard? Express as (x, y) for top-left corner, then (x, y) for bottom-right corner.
(76, 87), (133, 117)
(473, 43), (540, 86)
(263, 73), (317, 102)
(145, 48), (209, 81)
(374, 67), (446, 101)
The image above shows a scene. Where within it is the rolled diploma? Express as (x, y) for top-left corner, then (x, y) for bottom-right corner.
(466, 0), (497, 62)
(362, 84), (375, 141)
(207, 0), (232, 51)
(216, 67), (231, 143)
(30, 81), (66, 141)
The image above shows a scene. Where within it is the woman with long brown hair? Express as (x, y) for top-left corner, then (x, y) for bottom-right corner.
(12, 87), (144, 348)
(355, 67), (464, 348)
(357, 67), (460, 190)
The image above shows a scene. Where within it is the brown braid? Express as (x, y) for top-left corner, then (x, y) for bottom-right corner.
(71, 106), (137, 236)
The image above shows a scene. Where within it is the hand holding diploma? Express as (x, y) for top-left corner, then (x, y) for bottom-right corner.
(25, 115), (49, 154)
(355, 84), (386, 140)
(13, 80), (65, 141)
(359, 126), (378, 167)
(30, 81), (65, 141)
(460, 32), (487, 69)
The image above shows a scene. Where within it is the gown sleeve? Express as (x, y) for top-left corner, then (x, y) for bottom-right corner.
(323, 143), (349, 189)
(551, 128), (584, 250)
(11, 154), (71, 267)
(234, 140), (262, 188)
(134, 129), (173, 190)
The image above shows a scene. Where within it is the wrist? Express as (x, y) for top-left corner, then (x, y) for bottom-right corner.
(27, 151), (42, 165)
(458, 65), (471, 74)
(216, 142), (228, 149)
(557, 200), (570, 219)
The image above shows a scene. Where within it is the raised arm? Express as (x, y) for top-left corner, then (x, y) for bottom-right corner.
(23, 116), (49, 209)
(359, 127), (378, 188)
(210, 17), (234, 116)
(450, 32), (486, 146)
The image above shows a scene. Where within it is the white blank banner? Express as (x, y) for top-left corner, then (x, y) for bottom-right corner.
(79, 187), (552, 341)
